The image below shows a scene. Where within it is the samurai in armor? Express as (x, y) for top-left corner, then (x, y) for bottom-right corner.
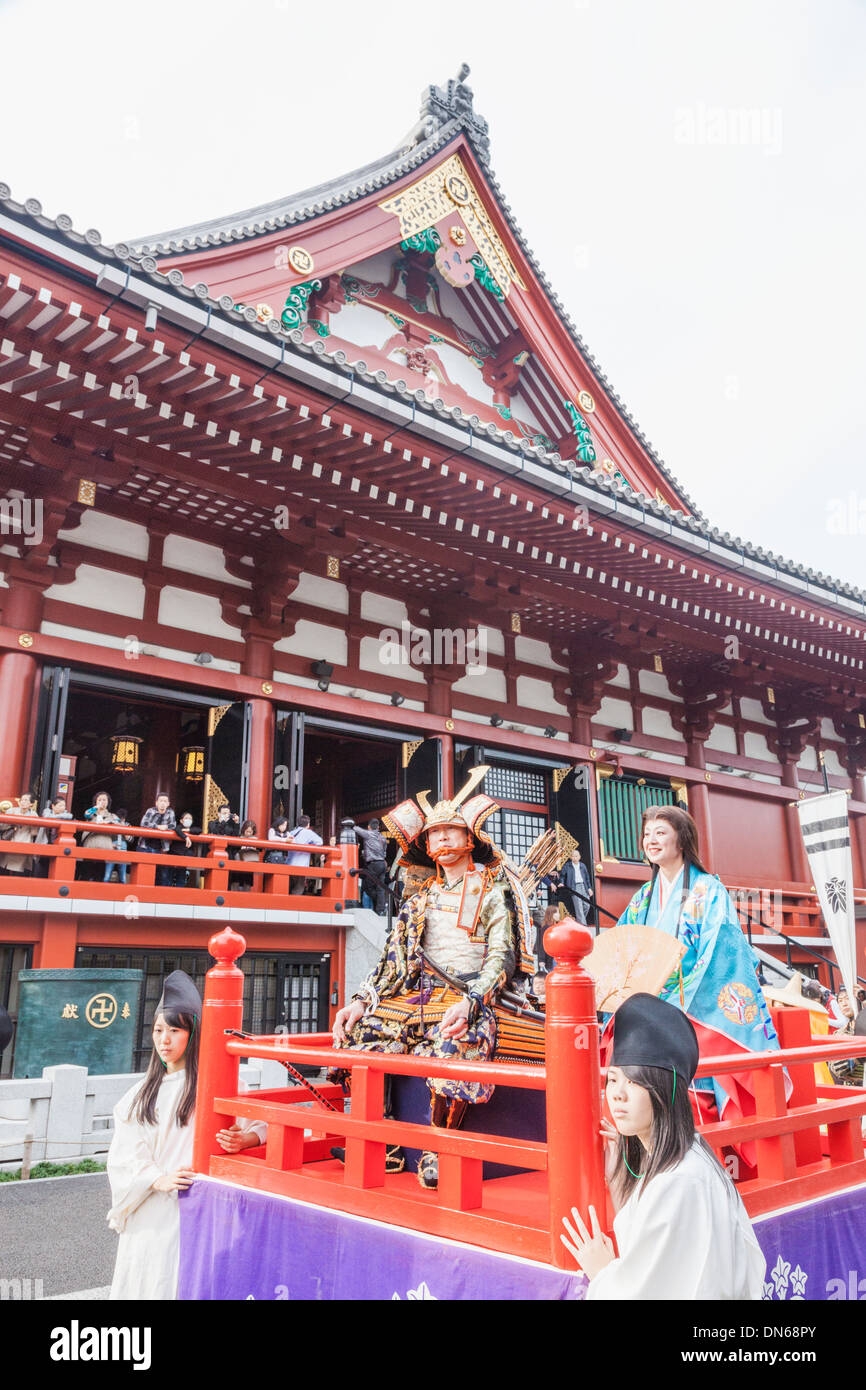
(330, 764), (534, 1189)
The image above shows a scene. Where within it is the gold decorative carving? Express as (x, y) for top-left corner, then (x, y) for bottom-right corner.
(766, 686), (775, 704)
(203, 772), (231, 829)
(704, 771), (712, 782)
(288, 246), (315, 276)
(207, 704), (232, 738)
(77, 479), (96, 506)
(653, 655), (664, 674)
(554, 819), (579, 863)
(326, 555), (340, 579)
(380, 153), (526, 300)
(17, 633), (34, 648)
(860, 713), (866, 730)
(670, 778), (689, 806)
(552, 765), (572, 793)
(448, 224), (467, 246)
(577, 390), (595, 414)
(255, 304), (274, 322)
(444, 719), (455, 731)
(401, 739), (423, 769)
(510, 612), (522, 634)
(261, 681), (273, 695)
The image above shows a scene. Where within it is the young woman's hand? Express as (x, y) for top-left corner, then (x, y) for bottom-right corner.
(215, 1125), (259, 1153)
(600, 1116), (620, 1186)
(152, 1168), (196, 1192)
(560, 1204), (616, 1280)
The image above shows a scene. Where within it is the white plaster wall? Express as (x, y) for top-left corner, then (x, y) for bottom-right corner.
(638, 670), (675, 700)
(39, 623), (130, 652)
(359, 633), (424, 684)
(516, 675), (568, 714)
(334, 302), (394, 352)
(597, 696), (635, 730)
(44, 565), (145, 620)
(717, 701), (734, 716)
(361, 591), (409, 626)
(57, 509), (149, 560)
(290, 573), (349, 615)
(744, 731), (775, 762)
(798, 745), (819, 772)
(158, 587), (242, 640)
(749, 772), (782, 785)
(642, 706), (678, 739)
(608, 663), (631, 689)
(740, 697), (773, 726)
(163, 534), (248, 586)
(824, 747), (846, 776)
(820, 717), (838, 741)
(704, 723), (738, 754)
(452, 666), (508, 699)
(514, 635), (567, 671)
(276, 621), (347, 665)
(157, 646), (241, 673)
(483, 627), (505, 657)
(428, 342), (496, 407)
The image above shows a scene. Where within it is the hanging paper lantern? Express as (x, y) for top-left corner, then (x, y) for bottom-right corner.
(180, 745), (205, 783)
(111, 735), (142, 775)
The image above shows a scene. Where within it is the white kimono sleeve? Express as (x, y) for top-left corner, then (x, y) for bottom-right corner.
(106, 1084), (165, 1234)
(585, 1157), (764, 1301)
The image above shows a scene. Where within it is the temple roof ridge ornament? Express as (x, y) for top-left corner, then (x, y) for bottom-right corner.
(401, 63), (492, 164)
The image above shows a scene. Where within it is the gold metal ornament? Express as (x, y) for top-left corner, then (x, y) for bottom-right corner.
(255, 304), (274, 322)
(577, 390), (595, 414)
(261, 681), (273, 695)
(17, 633), (34, 648)
(288, 246), (315, 276)
(444, 719), (455, 731)
(77, 479), (96, 506)
(326, 555), (340, 579)
(448, 224), (467, 246)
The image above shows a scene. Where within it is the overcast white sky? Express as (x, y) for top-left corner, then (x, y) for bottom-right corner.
(1, 0), (864, 591)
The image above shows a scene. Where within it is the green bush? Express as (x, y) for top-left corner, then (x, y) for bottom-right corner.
(0, 1158), (106, 1182)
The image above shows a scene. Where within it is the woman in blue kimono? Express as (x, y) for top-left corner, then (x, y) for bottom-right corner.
(616, 804), (781, 1137)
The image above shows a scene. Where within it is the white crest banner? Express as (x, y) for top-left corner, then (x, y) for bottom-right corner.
(797, 791), (857, 1009)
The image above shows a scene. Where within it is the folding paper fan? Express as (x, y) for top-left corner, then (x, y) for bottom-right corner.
(585, 924), (687, 1013)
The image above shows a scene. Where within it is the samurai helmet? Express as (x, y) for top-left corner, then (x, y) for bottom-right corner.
(384, 764), (502, 867)
(416, 763), (490, 835)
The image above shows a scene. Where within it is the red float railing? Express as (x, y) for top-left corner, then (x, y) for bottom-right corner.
(193, 920), (866, 1270)
(0, 811), (358, 913)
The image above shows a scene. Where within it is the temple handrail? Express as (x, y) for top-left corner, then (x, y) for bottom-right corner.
(223, 1034), (547, 1089)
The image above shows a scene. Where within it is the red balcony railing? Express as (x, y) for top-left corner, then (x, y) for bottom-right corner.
(0, 813), (359, 914)
(192, 919), (866, 1269)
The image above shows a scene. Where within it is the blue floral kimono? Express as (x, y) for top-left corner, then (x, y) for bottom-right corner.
(617, 866), (781, 1124)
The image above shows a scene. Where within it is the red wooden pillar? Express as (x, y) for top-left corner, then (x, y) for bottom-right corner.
(439, 733), (454, 799)
(686, 735), (715, 870)
(0, 649), (39, 797)
(193, 926), (245, 1173)
(33, 914), (78, 968)
(246, 696), (275, 834)
(780, 761), (810, 884)
(544, 917), (606, 1269)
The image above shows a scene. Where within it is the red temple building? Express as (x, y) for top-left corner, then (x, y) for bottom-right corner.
(1, 67), (865, 1074)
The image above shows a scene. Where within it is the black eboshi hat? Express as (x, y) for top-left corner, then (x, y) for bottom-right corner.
(610, 992), (700, 1084)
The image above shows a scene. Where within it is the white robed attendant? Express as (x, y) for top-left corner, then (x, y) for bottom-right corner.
(584, 1135), (764, 1300)
(108, 1066), (195, 1301)
(107, 970), (264, 1301)
(561, 992), (766, 1301)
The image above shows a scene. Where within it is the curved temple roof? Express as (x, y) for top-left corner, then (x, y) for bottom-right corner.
(127, 67), (702, 520)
